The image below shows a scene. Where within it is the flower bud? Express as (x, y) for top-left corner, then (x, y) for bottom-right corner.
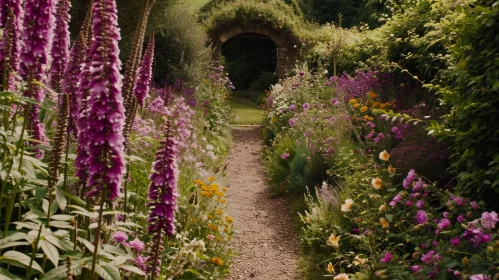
(488, 246), (495, 254)
(466, 211), (473, 218)
(462, 256), (469, 266)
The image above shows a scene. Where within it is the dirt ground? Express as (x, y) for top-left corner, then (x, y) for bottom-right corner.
(225, 126), (302, 280)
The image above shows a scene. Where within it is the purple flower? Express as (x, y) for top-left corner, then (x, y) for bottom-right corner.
(416, 200), (424, 208)
(470, 275), (491, 280)
(470, 201), (479, 209)
(289, 104), (296, 111)
(406, 200), (413, 206)
(403, 169), (417, 189)
(133, 32), (155, 107)
(412, 178), (423, 192)
(303, 103), (310, 110)
(450, 236), (460, 246)
(135, 255), (148, 272)
(457, 214), (464, 223)
(450, 195), (466, 206)
(298, 71), (304, 76)
(128, 238), (145, 253)
(416, 210), (428, 224)
(389, 194), (402, 208)
(112, 231), (128, 243)
(331, 98), (340, 106)
(432, 241), (438, 246)
(288, 118), (296, 127)
(84, 0), (126, 201)
(380, 251), (392, 263)
(0, 0), (23, 90)
(437, 218), (451, 229)
(49, 0), (71, 92)
(391, 127), (399, 133)
(481, 211), (499, 229)
(411, 265), (421, 273)
(281, 153), (290, 160)
(421, 250), (436, 263)
(20, 0), (56, 158)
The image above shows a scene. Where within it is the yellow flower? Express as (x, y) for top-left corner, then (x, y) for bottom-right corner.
(207, 176), (216, 182)
(368, 92), (377, 99)
(216, 237), (222, 241)
(349, 99), (358, 104)
(371, 101), (380, 108)
(371, 177), (383, 189)
(363, 114), (369, 120)
(215, 191), (225, 197)
(224, 226), (229, 233)
(353, 103), (360, 109)
(327, 233), (340, 247)
(380, 103), (388, 109)
(222, 187), (228, 192)
(225, 216), (233, 224)
(209, 184), (219, 192)
(353, 255), (368, 265)
(368, 117), (374, 121)
(216, 198), (227, 204)
(379, 204), (387, 212)
(334, 273), (350, 280)
(360, 106), (369, 113)
(388, 165), (396, 174)
(207, 214), (213, 219)
(201, 185), (209, 191)
(208, 224), (219, 231)
(327, 262), (335, 274)
(379, 150), (390, 161)
(200, 191), (213, 198)
(227, 236), (232, 240)
(380, 217), (389, 228)
(211, 257), (223, 266)
(194, 179), (203, 185)
(215, 209), (224, 215)
(341, 199), (354, 212)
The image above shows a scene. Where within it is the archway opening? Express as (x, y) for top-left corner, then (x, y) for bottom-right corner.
(220, 33), (277, 97)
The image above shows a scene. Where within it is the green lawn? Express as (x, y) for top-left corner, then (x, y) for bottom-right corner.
(188, 0), (210, 10)
(230, 97), (265, 125)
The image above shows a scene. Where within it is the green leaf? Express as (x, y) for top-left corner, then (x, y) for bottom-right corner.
(385, 214), (394, 222)
(55, 188), (67, 211)
(0, 267), (24, 280)
(119, 265), (146, 276)
(39, 240), (60, 267)
(0, 241), (29, 250)
(40, 265), (68, 280)
(0, 251), (44, 274)
(94, 264), (121, 280)
(45, 235), (74, 251)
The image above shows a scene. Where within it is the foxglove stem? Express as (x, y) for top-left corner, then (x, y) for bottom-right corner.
(49, 0), (71, 93)
(20, 0), (56, 159)
(83, 0), (125, 202)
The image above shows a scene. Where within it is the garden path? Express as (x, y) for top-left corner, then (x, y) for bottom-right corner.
(226, 126), (302, 280)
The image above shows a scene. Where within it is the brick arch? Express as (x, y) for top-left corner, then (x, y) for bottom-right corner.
(211, 25), (299, 81)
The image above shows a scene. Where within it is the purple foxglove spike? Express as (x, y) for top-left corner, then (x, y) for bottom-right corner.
(0, 0), (23, 90)
(133, 32), (155, 107)
(63, 33), (87, 137)
(49, 0), (71, 92)
(83, 0), (126, 201)
(20, 0), (56, 158)
(147, 120), (179, 236)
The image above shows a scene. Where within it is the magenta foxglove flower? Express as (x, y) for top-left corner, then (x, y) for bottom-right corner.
(20, 0), (56, 158)
(147, 121), (179, 237)
(416, 210), (427, 224)
(0, 0), (23, 90)
(83, 0), (126, 201)
(135, 255), (148, 272)
(481, 211), (499, 229)
(49, 0), (70, 91)
(133, 32), (155, 107)
(380, 251), (392, 263)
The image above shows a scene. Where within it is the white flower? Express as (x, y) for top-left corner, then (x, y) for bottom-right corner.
(341, 199), (354, 212)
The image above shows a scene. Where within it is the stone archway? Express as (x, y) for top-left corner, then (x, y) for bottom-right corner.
(211, 25), (299, 81)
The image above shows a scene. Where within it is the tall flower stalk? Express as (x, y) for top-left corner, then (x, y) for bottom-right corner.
(80, 0), (126, 278)
(133, 31), (155, 107)
(49, 0), (71, 93)
(147, 106), (179, 278)
(0, 0), (23, 91)
(20, 0), (56, 159)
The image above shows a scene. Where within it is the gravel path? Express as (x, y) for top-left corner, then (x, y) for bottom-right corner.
(226, 126), (301, 280)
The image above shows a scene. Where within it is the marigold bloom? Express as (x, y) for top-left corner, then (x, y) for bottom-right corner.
(368, 92), (377, 99)
(368, 117), (374, 121)
(371, 101), (380, 108)
(349, 99), (358, 104)
(194, 179), (203, 185)
(341, 198), (354, 212)
(353, 103), (360, 109)
(380, 218), (389, 228)
(380, 103), (388, 109)
(327, 262), (334, 274)
(360, 106), (368, 113)
(372, 178), (383, 189)
(363, 114), (369, 120)
(207, 176), (216, 182)
(327, 233), (340, 247)
(226, 216), (233, 224)
(379, 150), (390, 161)
(211, 257), (223, 266)
(215, 191), (225, 197)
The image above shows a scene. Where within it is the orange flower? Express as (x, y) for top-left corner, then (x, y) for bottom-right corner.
(226, 216), (233, 224)
(368, 117), (374, 121)
(388, 165), (396, 174)
(368, 91), (377, 99)
(363, 115), (369, 120)
(371, 102), (380, 108)
(211, 257), (223, 266)
(380, 218), (389, 228)
(353, 103), (360, 109)
(194, 179), (204, 185)
(200, 191), (213, 198)
(360, 106), (369, 113)
(371, 178), (383, 189)
(379, 150), (390, 161)
(349, 99), (358, 104)
(207, 176), (216, 182)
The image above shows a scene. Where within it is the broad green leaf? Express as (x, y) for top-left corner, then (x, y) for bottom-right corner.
(55, 188), (67, 211)
(0, 267), (24, 280)
(0, 251), (44, 274)
(94, 264), (120, 280)
(0, 241), (29, 250)
(119, 265), (146, 276)
(50, 214), (75, 221)
(39, 240), (60, 267)
(45, 235), (75, 251)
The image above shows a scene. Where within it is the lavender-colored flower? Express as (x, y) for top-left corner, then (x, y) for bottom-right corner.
(416, 210), (428, 224)
(303, 103), (309, 110)
(416, 200), (424, 208)
(481, 211), (499, 229)
(84, 0), (126, 201)
(389, 193), (402, 208)
(406, 200), (412, 206)
(128, 238), (145, 253)
(403, 169), (417, 189)
(437, 218), (451, 230)
(411, 265), (421, 273)
(380, 251), (392, 263)
(281, 153), (290, 160)
(20, 0), (56, 158)
(450, 195), (466, 206)
(288, 118), (296, 127)
(133, 32), (155, 107)
(49, 0), (71, 92)
(0, 0), (23, 90)
(421, 250), (436, 263)
(470, 274), (492, 280)
(470, 201), (479, 209)
(289, 104), (296, 111)
(135, 255), (148, 272)
(147, 119), (179, 237)
(112, 231), (128, 243)
(457, 214), (464, 223)
(331, 98), (340, 106)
